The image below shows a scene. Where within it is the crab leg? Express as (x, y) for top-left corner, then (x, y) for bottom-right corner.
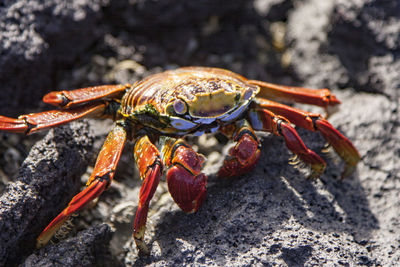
(248, 108), (326, 178)
(254, 98), (360, 177)
(43, 84), (128, 108)
(160, 137), (207, 213)
(133, 135), (163, 253)
(248, 80), (340, 108)
(0, 103), (107, 134)
(37, 122), (127, 248)
(218, 120), (262, 178)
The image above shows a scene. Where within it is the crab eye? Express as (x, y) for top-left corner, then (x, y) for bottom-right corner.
(243, 87), (254, 100)
(173, 99), (187, 114)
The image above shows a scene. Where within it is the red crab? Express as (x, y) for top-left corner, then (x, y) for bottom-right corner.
(0, 67), (360, 253)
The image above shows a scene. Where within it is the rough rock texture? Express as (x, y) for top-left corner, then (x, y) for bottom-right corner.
(287, 0), (400, 97)
(0, 0), (105, 116)
(22, 224), (116, 267)
(0, 0), (399, 266)
(0, 122), (94, 265)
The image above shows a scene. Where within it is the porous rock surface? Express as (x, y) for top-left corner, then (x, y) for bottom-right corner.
(0, 121), (94, 265)
(0, 0), (399, 266)
(0, 0), (106, 116)
(22, 224), (116, 267)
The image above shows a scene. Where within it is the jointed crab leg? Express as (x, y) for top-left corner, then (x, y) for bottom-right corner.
(43, 84), (128, 108)
(0, 103), (107, 134)
(248, 108), (326, 178)
(37, 122), (127, 248)
(255, 98), (360, 177)
(160, 137), (207, 213)
(218, 120), (261, 178)
(248, 80), (340, 108)
(133, 135), (163, 253)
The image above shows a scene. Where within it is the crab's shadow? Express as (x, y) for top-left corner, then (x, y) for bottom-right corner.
(134, 129), (377, 264)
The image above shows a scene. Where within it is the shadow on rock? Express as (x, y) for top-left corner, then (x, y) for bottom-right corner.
(134, 131), (377, 265)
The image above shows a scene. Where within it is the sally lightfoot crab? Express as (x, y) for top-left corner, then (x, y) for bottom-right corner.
(0, 67), (360, 253)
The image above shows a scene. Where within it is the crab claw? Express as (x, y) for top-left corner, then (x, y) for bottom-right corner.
(166, 145), (207, 213)
(314, 119), (360, 178)
(218, 132), (261, 178)
(167, 166), (207, 213)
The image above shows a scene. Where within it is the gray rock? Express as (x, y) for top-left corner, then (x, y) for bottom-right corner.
(287, 0), (400, 97)
(0, 0), (104, 115)
(22, 224), (116, 267)
(0, 0), (398, 266)
(0, 121), (94, 265)
(106, 0), (248, 29)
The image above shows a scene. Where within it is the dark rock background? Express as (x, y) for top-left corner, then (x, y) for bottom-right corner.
(0, 0), (399, 266)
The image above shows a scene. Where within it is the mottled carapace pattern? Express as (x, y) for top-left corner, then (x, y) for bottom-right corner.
(121, 67), (257, 119)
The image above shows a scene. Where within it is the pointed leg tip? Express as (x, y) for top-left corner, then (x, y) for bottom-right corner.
(307, 171), (322, 180)
(340, 150), (360, 179)
(135, 237), (150, 255)
(340, 164), (357, 179)
(36, 239), (47, 249)
(296, 152), (326, 180)
(43, 91), (67, 107)
(307, 174), (319, 180)
(307, 164), (326, 179)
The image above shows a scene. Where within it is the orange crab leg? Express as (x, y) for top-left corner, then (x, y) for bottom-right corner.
(254, 98), (360, 177)
(0, 103), (107, 134)
(36, 123), (127, 248)
(160, 137), (207, 214)
(218, 120), (262, 178)
(43, 84), (129, 108)
(248, 80), (340, 108)
(133, 135), (163, 253)
(248, 108), (326, 178)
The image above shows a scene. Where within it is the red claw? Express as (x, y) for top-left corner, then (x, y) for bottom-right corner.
(219, 132), (261, 178)
(167, 165), (207, 213)
(164, 142), (207, 213)
(171, 146), (204, 175)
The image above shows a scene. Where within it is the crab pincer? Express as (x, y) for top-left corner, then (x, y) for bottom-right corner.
(218, 121), (261, 178)
(161, 137), (207, 213)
